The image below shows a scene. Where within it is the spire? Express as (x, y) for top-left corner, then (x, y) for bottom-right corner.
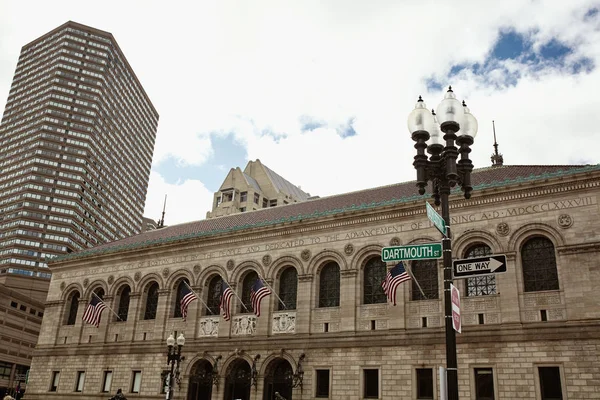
(157, 194), (167, 228)
(491, 120), (504, 167)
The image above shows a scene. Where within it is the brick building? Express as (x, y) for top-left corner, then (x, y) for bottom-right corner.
(26, 164), (600, 399)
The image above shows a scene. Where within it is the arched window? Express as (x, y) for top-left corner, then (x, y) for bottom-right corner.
(241, 271), (258, 313)
(65, 290), (80, 325)
(173, 279), (190, 318)
(278, 267), (297, 310)
(465, 244), (496, 296)
(144, 282), (159, 320)
(363, 257), (387, 304)
(205, 276), (222, 315)
(319, 262), (340, 308)
(411, 260), (438, 300)
(522, 237), (559, 292)
(116, 285), (131, 321)
(93, 287), (105, 300)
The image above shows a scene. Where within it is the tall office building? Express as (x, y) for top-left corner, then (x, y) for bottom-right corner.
(0, 21), (158, 283)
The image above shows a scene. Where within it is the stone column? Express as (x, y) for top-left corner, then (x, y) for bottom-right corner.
(296, 274), (313, 334)
(339, 269), (358, 331)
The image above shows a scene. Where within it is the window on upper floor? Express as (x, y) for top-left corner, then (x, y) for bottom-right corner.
(465, 243), (496, 296)
(65, 290), (80, 325)
(143, 281), (159, 320)
(116, 284), (130, 321)
(363, 257), (387, 304)
(241, 271), (258, 313)
(240, 191), (247, 202)
(278, 267), (297, 310)
(522, 237), (559, 292)
(173, 279), (189, 318)
(205, 275), (222, 315)
(319, 262), (340, 308)
(254, 193), (260, 204)
(411, 260), (438, 300)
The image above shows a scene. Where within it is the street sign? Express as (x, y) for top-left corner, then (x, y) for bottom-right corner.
(426, 202), (446, 236)
(451, 284), (461, 333)
(452, 254), (507, 279)
(381, 243), (443, 262)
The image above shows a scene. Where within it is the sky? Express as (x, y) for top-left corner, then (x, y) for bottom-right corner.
(1, 0), (599, 226)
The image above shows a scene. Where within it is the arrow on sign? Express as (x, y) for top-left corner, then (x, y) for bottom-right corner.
(452, 254), (507, 279)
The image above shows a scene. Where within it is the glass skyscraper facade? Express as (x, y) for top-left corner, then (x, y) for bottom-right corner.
(0, 21), (158, 279)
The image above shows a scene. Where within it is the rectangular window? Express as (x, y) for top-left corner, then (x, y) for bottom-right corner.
(0, 362), (12, 379)
(75, 371), (85, 392)
(254, 193), (260, 204)
(50, 371), (60, 392)
(416, 368), (433, 399)
(474, 368), (495, 400)
(102, 370), (112, 393)
(240, 191), (247, 202)
(270, 199), (278, 207)
(263, 198), (269, 208)
(131, 370), (142, 393)
(363, 369), (379, 399)
(539, 367), (563, 400)
(315, 369), (330, 398)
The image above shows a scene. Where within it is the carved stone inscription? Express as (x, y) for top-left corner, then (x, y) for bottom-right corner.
(55, 196), (595, 279)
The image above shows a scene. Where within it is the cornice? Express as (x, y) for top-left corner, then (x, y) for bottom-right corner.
(557, 241), (600, 255)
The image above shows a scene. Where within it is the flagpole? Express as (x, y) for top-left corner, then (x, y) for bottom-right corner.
(402, 262), (428, 299)
(183, 281), (211, 311)
(92, 291), (123, 321)
(225, 279), (251, 313)
(257, 273), (286, 310)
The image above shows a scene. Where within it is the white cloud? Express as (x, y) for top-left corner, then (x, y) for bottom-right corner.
(0, 0), (599, 225)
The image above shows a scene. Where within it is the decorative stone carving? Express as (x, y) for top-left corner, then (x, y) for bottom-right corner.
(83, 278), (89, 288)
(162, 268), (170, 278)
(272, 311), (296, 334)
(199, 317), (219, 337)
(231, 315), (257, 335)
(134, 272), (141, 282)
(300, 249), (311, 261)
(60, 282), (66, 291)
(107, 275), (114, 285)
(558, 214), (573, 229)
(344, 243), (354, 256)
(496, 222), (510, 236)
(359, 304), (388, 318)
(262, 254), (272, 267)
(193, 264), (201, 275)
(523, 292), (562, 307)
(227, 260), (235, 271)
(389, 237), (401, 246)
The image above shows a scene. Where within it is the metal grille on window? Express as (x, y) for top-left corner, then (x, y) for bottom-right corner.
(522, 237), (559, 292)
(465, 244), (496, 296)
(117, 285), (130, 321)
(364, 257), (387, 304)
(241, 271), (258, 313)
(173, 279), (188, 318)
(319, 262), (340, 307)
(144, 282), (159, 320)
(411, 260), (438, 300)
(205, 276), (222, 315)
(66, 291), (79, 325)
(278, 267), (297, 310)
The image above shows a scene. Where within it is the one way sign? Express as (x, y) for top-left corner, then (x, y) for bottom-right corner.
(453, 254), (507, 279)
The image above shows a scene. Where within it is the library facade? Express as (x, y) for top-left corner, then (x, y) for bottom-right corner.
(26, 165), (600, 399)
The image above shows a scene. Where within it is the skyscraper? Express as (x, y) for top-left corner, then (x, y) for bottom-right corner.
(0, 21), (158, 285)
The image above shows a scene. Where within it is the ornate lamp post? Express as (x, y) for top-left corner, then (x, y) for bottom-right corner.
(166, 333), (185, 400)
(408, 86), (478, 400)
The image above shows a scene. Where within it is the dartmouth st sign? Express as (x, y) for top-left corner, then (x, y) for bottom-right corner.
(381, 243), (443, 262)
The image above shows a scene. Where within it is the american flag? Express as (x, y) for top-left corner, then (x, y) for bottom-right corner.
(219, 280), (234, 321)
(82, 295), (107, 327)
(381, 262), (411, 306)
(250, 278), (271, 317)
(180, 283), (198, 321)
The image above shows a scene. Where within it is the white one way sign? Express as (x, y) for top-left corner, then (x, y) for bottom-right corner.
(452, 254), (507, 279)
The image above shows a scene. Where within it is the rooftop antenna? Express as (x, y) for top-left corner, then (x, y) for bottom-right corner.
(158, 194), (167, 228)
(491, 120), (504, 167)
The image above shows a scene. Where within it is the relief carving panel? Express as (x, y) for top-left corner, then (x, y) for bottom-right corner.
(272, 311), (296, 334)
(199, 317), (219, 337)
(231, 315), (257, 336)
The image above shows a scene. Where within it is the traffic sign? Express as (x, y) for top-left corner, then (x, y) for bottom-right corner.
(426, 202), (447, 236)
(453, 254), (507, 279)
(381, 243), (442, 262)
(451, 284), (461, 333)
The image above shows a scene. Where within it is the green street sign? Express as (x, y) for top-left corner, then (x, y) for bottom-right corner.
(426, 202), (446, 236)
(381, 243), (443, 262)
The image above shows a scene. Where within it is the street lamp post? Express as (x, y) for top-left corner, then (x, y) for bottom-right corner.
(166, 333), (185, 400)
(408, 86), (478, 400)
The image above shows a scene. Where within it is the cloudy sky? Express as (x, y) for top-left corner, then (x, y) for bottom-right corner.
(1, 0), (599, 225)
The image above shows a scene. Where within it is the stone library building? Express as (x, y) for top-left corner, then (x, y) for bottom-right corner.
(25, 162), (600, 399)
(0, 21), (158, 396)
